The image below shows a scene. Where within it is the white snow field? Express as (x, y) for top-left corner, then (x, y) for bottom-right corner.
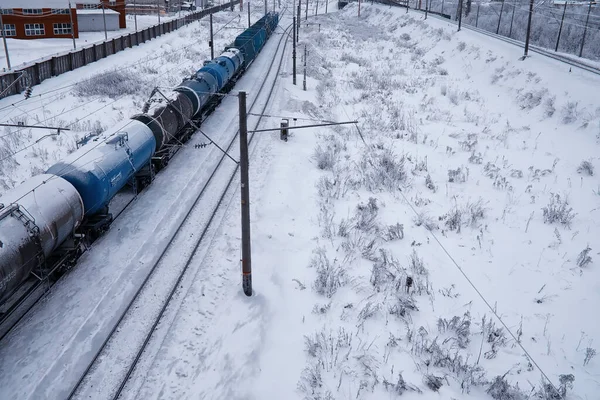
(0, 1), (599, 400)
(0, 11), (200, 71)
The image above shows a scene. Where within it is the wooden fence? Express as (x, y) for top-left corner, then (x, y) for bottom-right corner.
(0, 1), (236, 100)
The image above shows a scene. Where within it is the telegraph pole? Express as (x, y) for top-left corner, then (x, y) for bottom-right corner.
(555, 0), (567, 51)
(424, 0), (428, 19)
(67, 0), (77, 50)
(102, 2), (108, 40)
(293, 16), (297, 85)
(523, 0), (534, 57)
(157, 0), (161, 23)
(133, 0), (138, 30)
(579, 0), (592, 57)
(0, 10), (12, 69)
(209, 13), (214, 59)
(248, 4), (251, 27)
(265, 0), (267, 14)
(358, 0), (361, 16)
(238, 91), (252, 297)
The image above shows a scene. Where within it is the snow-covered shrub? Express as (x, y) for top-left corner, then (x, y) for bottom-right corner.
(425, 174), (436, 192)
(444, 207), (463, 233)
(313, 144), (338, 171)
(576, 246), (592, 268)
(354, 197), (379, 233)
(73, 69), (148, 98)
(577, 160), (594, 176)
(409, 249), (428, 276)
(516, 89), (547, 111)
(561, 102), (579, 124)
(423, 374), (444, 392)
(535, 374), (574, 400)
(584, 348), (597, 366)
(437, 312), (472, 349)
(544, 97), (556, 118)
(357, 146), (408, 192)
(310, 248), (346, 298)
(457, 42), (467, 51)
(542, 193), (575, 228)
(486, 375), (527, 400)
(382, 373), (421, 395)
(381, 223), (404, 241)
(370, 249), (404, 293)
(414, 212), (439, 231)
(448, 167), (468, 183)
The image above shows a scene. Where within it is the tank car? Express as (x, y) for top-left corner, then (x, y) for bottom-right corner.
(0, 174), (84, 303)
(175, 70), (220, 118)
(46, 119), (156, 218)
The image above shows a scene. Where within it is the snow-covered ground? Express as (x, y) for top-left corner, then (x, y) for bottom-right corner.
(1, 1), (599, 399)
(127, 3), (600, 400)
(0, 9), (205, 71)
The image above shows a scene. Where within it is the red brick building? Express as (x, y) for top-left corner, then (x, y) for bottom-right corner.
(0, 1), (126, 40)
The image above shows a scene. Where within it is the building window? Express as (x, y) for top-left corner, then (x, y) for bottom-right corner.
(24, 23), (45, 36)
(2, 24), (16, 37)
(22, 9), (43, 15)
(53, 23), (72, 35)
(1, 9), (14, 15)
(82, 4), (100, 9)
(52, 9), (70, 14)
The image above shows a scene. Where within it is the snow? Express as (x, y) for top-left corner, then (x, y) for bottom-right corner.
(0, 11), (201, 71)
(1, 1), (600, 399)
(77, 9), (120, 15)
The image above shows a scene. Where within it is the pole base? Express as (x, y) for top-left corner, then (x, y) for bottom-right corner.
(243, 274), (252, 297)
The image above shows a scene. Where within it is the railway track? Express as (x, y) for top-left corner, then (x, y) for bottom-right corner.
(66, 12), (295, 400)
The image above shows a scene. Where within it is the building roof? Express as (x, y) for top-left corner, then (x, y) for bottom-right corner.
(77, 8), (120, 15)
(1, 0), (100, 8)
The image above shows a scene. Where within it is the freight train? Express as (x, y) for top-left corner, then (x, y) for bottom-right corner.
(0, 12), (280, 312)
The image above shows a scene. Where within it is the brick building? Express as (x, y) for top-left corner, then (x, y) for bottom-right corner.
(0, 0), (126, 40)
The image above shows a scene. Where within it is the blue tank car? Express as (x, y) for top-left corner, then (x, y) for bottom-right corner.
(220, 48), (244, 76)
(46, 120), (156, 216)
(175, 70), (219, 117)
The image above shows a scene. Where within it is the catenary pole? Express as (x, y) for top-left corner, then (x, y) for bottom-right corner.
(210, 12), (214, 59)
(238, 91), (252, 297)
(0, 10), (12, 69)
(67, 0), (77, 50)
(102, 2), (108, 40)
(496, 0), (504, 35)
(523, 0), (534, 57)
(305, 0), (309, 20)
(293, 16), (297, 84)
(303, 44), (307, 90)
(133, 0), (138, 30)
(458, 0), (463, 31)
(509, 0), (516, 38)
(555, 0), (567, 52)
(297, 0), (300, 38)
(579, 0), (592, 57)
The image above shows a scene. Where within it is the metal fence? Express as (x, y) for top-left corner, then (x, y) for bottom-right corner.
(0, 1), (236, 100)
